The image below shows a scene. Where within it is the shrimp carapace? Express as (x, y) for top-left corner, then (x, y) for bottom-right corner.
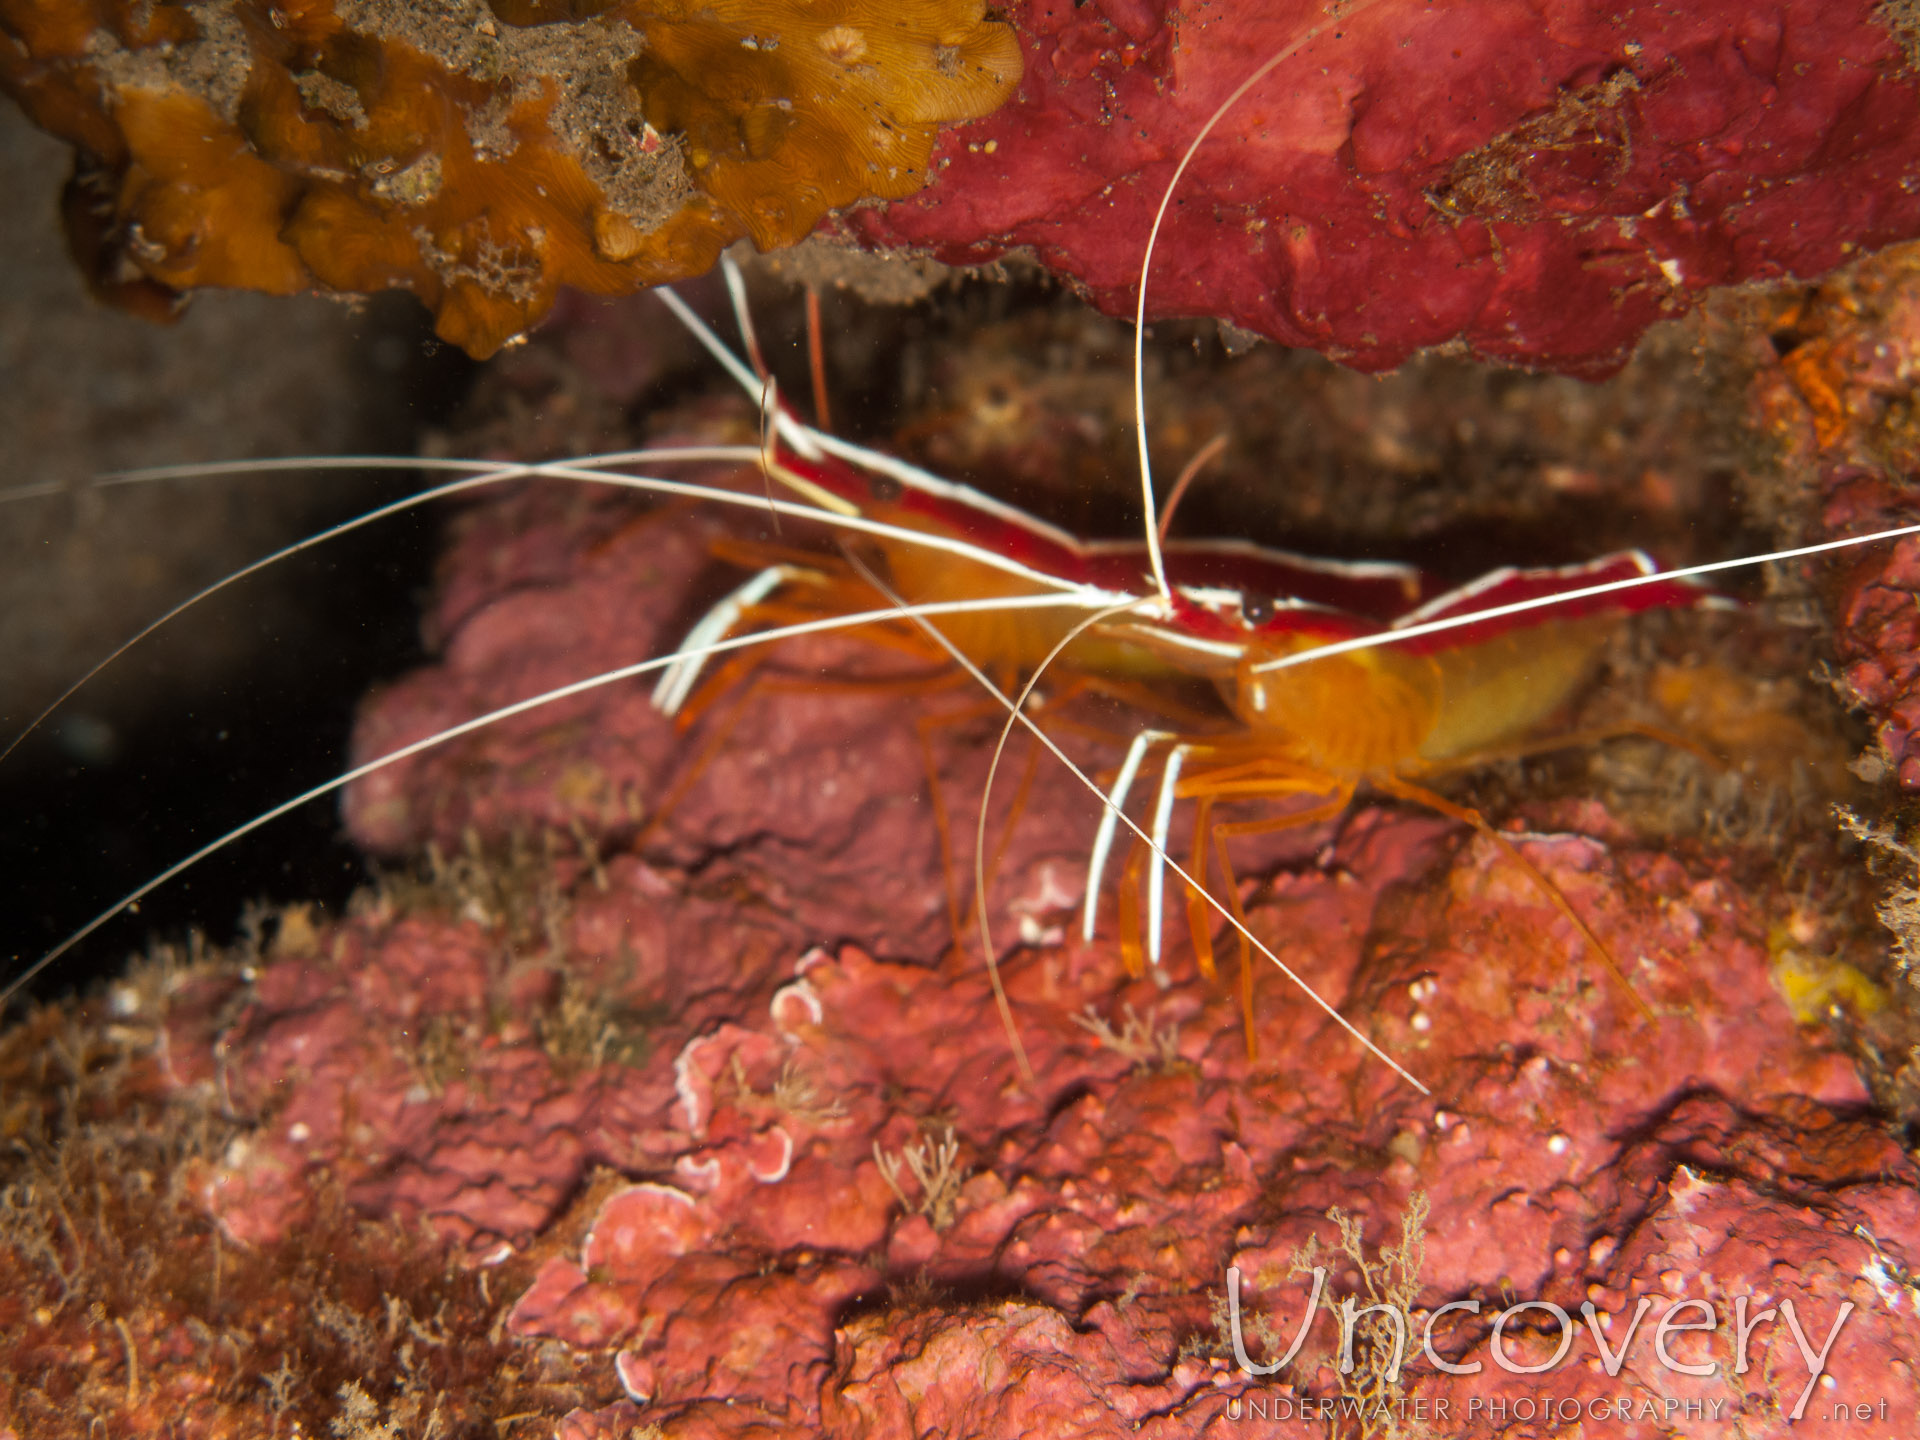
(647, 281), (1454, 717)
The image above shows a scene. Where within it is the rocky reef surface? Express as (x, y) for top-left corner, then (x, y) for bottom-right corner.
(9, 121), (1920, 1434)
(0, 0), (1019, 355)
(861, 0), (1920, 375)
(5, 1), (1920, 369)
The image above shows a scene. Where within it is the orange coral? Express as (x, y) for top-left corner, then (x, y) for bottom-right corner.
(0, 0), (1020, 355)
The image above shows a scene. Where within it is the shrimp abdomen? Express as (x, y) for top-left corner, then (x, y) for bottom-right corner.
(1419, 617), (1611, 763)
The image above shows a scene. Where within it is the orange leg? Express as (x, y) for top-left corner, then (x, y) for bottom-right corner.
(908, 690), (1061, 959)
(1204, 788), (1356, 1059)
(639, 662), (767, 844)
(1215, 834), (1256, 1060)
(1186, 794), (1218, 981)
(912, 709), (969, 962)
(911, 698), (1015, 961)
(691, 543), (981, 672)
(983, 730), (1044, 888)
(728, 595), (952, 666)
(670, 606), (951, 730)
(1109, 743), (1350, 1037)
(1118, 839), (1148, 979)
(805, 284), (833, 432)
(1375, 772), (1656, 1023)
(661, 560), (949, 731)
(1163, 745), (1339, 794)
(705, 534), (842, 577)
(671, 648), (770, 732)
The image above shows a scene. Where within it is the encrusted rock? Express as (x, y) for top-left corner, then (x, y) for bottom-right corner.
(0, 0), (1019, 354)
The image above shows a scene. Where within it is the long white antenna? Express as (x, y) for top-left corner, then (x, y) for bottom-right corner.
(0, 448), (755, 763)
(1133, 0), (1389, 601)
(1, 446), (1133, 764)
(0, 589), (1116, 1008)
(1251, 522), (1920, 675)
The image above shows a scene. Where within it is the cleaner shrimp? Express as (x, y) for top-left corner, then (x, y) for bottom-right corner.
(1, 8), (1910, 1100)
(4, 254), (1905, 1098)
(625, 267), (1729, 1082)
(615, 43), (1890, 1077)
(0, 267), (1454, 1092)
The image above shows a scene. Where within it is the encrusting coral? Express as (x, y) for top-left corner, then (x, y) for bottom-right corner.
(1743, 241), (1920, 792)
(0, 0), (1019, 355)
(14, 2), (1920, 373)
(858, 0), (1920, 375)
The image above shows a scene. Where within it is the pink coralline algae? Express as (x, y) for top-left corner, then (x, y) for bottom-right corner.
(175, 790), (1918, 1436)
(63, 476), (1873, 1436)
(851, 0), (1920, 375)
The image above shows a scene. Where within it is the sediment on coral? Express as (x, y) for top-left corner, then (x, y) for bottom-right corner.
(0, 938), (609, 1440)
(0, 0), (1020, 355)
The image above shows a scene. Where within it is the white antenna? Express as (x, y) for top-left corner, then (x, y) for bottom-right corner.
(0, 589), (1116, 1008)
(1251, 522), (1920, 675)
(839, 549), (1431, 1094)
(1132, 0), (1388, 600)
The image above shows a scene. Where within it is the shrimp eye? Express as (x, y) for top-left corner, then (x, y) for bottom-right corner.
(1241, 594), (1274, 626)
(868, 473), (903, 502)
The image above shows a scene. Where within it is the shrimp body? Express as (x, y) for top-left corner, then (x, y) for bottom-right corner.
(650, 351), (1440, 714)
(1230, 616), (1607, 774)
(1080, 553), (1725, 1053)
(650, 276), (1726, 1064)
(1145, 547), (1724, 778)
